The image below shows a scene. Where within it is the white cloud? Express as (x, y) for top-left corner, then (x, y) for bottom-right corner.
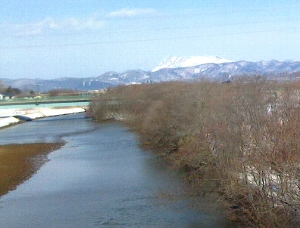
(7, 16), (105, 37)
(109, 8), (157, 17)
(1, 8), (157, 37)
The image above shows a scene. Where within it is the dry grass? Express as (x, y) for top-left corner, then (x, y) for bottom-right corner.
(0, 143), (64, 197)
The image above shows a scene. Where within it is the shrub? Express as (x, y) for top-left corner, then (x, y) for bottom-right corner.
(91, 78), (300, 227)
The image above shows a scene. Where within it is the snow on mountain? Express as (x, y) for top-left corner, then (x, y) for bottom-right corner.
(152, 56), (232, 72)
(3, 59), (300, 92)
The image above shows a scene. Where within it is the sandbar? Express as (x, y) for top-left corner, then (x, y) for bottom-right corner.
(0, 142), (64, 197)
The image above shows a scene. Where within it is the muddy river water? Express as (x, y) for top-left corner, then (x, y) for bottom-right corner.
(0, 114), (232, 227)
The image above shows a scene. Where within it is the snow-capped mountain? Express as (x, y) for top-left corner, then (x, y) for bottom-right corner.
(152, 56), (232, 72)
(2, 58), (300, 92)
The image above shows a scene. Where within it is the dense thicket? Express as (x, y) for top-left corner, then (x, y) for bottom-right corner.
(90, 77), (300, 227)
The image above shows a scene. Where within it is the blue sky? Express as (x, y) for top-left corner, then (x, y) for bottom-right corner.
(0, 0), (300, 79)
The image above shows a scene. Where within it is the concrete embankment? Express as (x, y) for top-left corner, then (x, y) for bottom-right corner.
(0, 107), (86, 128)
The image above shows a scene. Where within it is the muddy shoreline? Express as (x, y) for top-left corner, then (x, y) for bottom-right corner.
(0, 108), (86, 197)
(0, 142), (64, 197)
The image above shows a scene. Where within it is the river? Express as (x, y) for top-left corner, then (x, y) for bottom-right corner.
(0, 114), (231, 227)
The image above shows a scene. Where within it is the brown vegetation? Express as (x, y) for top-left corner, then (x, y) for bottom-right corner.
(90, 78), (300, 227)
(0, 143), (64, 197)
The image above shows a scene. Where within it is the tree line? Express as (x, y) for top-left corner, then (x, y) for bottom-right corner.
(0, 80), (80, 97)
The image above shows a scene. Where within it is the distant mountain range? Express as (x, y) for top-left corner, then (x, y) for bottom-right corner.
(2, 56), (300, 92)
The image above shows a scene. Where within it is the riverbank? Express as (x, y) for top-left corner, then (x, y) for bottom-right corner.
(0, 142), (64, 197)
(90, 81), (300, 227)
(0, 107), (86, 128)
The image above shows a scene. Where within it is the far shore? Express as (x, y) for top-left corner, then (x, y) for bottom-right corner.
(0, 106), (87, 128)
(0, 142), (65, 197)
